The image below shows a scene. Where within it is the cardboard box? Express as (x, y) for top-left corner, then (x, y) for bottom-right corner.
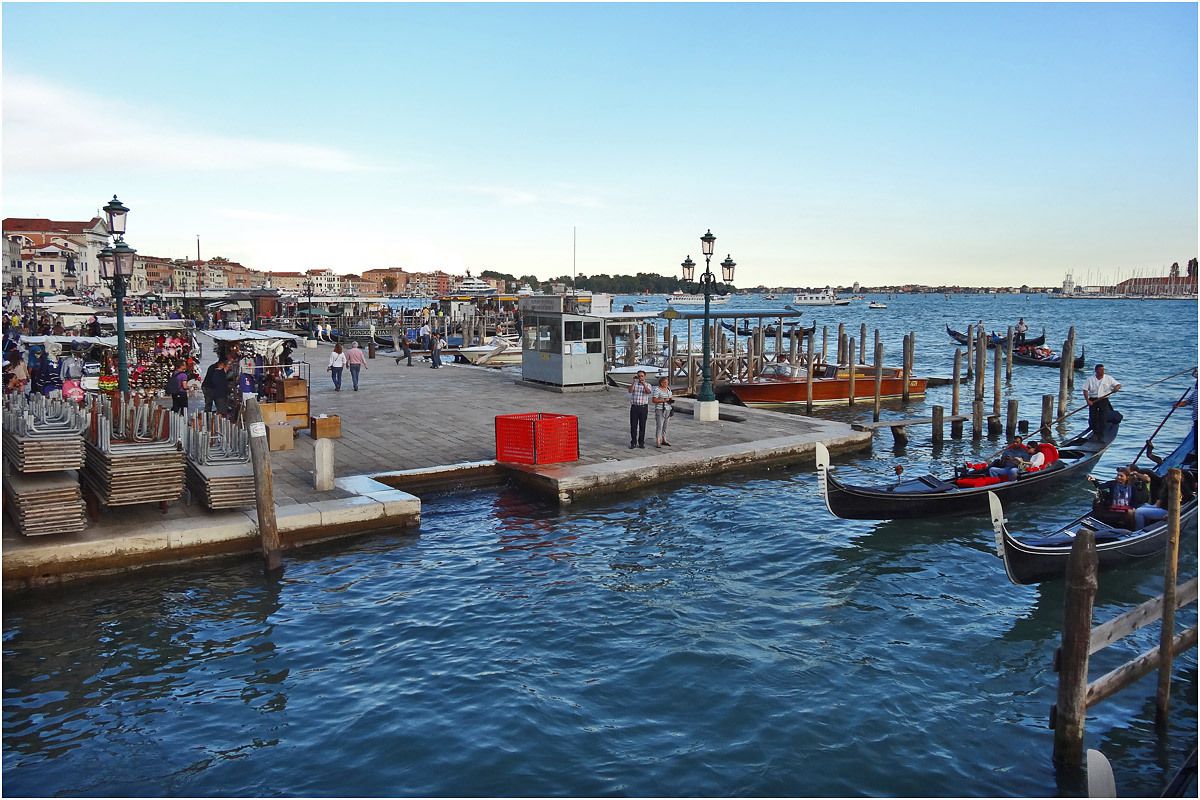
(309, 415), (341, 439)
(268, 423), (295, 451)
(263, 408), (288, 427)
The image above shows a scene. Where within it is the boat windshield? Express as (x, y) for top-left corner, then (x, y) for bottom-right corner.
(759, 363), (799, 378)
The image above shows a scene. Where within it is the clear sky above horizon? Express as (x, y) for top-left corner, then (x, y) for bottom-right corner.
(3, 2), (1196, 287)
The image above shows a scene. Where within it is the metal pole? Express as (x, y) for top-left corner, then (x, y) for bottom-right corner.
(114, 272), (130, 394)
(698, 258), (715, 402)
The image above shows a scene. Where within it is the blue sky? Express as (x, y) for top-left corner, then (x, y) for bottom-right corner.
(3, 3), (1196, 287)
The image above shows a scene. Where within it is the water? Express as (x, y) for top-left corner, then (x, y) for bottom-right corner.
(4, 294), (1197, 797)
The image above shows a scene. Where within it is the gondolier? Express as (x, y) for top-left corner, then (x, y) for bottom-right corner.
(1014, 317), (1028, 344)
(1083, 363), (1121, 439)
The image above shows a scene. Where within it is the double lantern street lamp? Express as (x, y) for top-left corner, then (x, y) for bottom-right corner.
(681, 229), (735, 408)
(97, 195), (135, 394)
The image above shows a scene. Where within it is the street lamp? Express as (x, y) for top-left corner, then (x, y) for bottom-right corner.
(99, 195), (135, 394)
(682, 229), (735, 413)
(303, 279), (316, 341)
(27, 274), (38, 332)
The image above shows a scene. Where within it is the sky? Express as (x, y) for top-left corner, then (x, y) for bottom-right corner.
(3, 2), (1196, 288)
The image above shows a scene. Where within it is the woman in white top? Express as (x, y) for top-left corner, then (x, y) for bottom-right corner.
(651, 376), (674, 447)
(328, 343), (347, 391)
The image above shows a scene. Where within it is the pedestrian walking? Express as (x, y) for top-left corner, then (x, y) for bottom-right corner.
(651, 375), (674, 447)
(627, 369), (651, 448)
(1082, 363), (1121, 439)
(168, 361), (190, 413)
(346, 341), (368, 390)
(430, 334), (444, 369)
(328, 343), (347, 391)
(202, 357), (231, 416)
(419, 321), (432, 353)
(397, 334), (413, 366)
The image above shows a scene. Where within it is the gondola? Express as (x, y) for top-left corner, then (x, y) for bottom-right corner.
(946, 324), (1045, 349)
(815, 414), (1120, 520)
(719, 322), (815, 337)
(1011, 345), (1086, 370)
(989, 429), (1197, 584)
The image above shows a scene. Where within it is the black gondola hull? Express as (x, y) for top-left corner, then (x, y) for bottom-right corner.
(946, 324), (1045, 349)
(998, 501), (1198, 584)
(817, 420), (1118, 520)
(1011, 350), (1086, 370)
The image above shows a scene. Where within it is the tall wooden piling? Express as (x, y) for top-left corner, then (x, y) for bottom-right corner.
(244, 398), (282, 573)
(1005, 326), (1014, 382)
(951, 349), (963, 439)
(1058, 330), (1072, 418)
(821, 325), (828, 364)
(1065, 326), (1077, 396)
(789, 329), (798, 364)
(932, 404), (944, 444)
(901, 334), (911, 402)
(837, 323), (845, 364)
(990, 344), (1003, 435)
(974, 327), (986, 404)
(965, 324), (975, 380)
(873, 328), (881, 369)
(873, 341), (884, 422)
(847, 337), (856, 407)
(1006, 399), (1018, 440)
(859, 323), (867, 364)
(1041, 394), (1055, 443)
(806, 333), (815, 414)
(1156, 469), (1183, 723)
(1053, 530), (1098, 767)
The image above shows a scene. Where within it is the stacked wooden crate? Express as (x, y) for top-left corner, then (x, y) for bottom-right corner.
(1, 395), (88, 536)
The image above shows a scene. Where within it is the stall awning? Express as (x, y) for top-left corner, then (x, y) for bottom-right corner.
(206, 300), (254, 311)
(200, 329), (302, 345)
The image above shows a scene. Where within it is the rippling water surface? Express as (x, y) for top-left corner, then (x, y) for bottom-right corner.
(4, 295), (1197, 796)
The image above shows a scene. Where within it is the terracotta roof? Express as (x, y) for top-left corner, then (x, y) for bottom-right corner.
(3, 217), (105, 234)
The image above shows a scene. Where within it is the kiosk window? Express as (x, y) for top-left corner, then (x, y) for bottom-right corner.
(583, 321), (601, 340)
(564, 321), (583, 341)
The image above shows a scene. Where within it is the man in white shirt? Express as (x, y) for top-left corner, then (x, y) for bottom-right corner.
(1083, 363), (1121, 439)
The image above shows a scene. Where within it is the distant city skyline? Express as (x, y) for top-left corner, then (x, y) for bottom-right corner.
(3, 3), (1196, 287)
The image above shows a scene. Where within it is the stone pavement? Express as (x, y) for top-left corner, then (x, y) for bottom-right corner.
(267, 342), (837, 500)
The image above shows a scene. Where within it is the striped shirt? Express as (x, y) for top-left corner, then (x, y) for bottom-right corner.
(628, 380), (653, 406)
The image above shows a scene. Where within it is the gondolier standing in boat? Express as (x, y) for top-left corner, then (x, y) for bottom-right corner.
(1014, 318), (1028, 345)
(1083, 363), (1121, 438)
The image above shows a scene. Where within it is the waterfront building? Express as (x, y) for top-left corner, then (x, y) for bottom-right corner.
(3, 216), (110, 293)
(20, 241), (78, 295)
(171, 261), (198, 293)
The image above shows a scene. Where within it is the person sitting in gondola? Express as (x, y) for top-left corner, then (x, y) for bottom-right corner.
(1091, 467), (1150, 529)
(988, 435), (1033, 481)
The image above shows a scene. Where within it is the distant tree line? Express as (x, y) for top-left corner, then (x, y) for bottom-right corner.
(480, 269), (732, 294)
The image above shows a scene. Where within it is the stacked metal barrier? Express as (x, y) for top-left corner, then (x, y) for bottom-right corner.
(82, 393), (185, 507)
(2, 395), (88, 536)
(181, 411), (254, 510)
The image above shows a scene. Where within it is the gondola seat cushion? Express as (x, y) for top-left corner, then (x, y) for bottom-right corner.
(1037, 443), (1059, 466)
(955, 475), (1006, 488)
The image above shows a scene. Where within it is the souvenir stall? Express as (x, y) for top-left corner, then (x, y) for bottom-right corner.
(200, 329), (310, 427)
(91, 318), (199, 398)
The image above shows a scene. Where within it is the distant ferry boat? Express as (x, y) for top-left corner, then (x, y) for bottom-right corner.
(669, 291), (730, 305)
(791, 287), (850, 306)
(516, 284), (535, 296)
(453, 273), (498, 295)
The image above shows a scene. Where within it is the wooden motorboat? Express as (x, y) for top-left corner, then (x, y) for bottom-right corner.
(453, 335), (522, 366)
(722, 362), (925, 407)
(990, 430), (1197, 584)
(1011, 344), (1086, 370)
(606, 354), (670, 387)
(815, 414), (1121, 520)
(946, 324), (1045, 349)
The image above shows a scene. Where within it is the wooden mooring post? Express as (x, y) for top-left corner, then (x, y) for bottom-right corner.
(972, 328), (986, 439)
(951, 349), (963, 439)
(837, 323), (845, 365)
(1057, 328), (1073, 419)
(873, 341), (884, 422)
(1006, 399), (1018, 440)
(1051, 470), (1197, 765)
(821, 325), (829, 365)
(847, 337), (856, 407)
(244, 398), (282, 573)
(859, 323), (867, 364)
(1041, 394), (1055, 443)
(901, 332), (913, 402)
(989, 344), (1003, 436)
(806, 332), (815, 415)
(932, 404), (944, 445)
(965, 324), (975, 381)
(1065, 326), (1077, 397)
(1005, 326), (1014, 383)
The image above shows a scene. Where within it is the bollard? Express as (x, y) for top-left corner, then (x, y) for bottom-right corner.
(243, 398), (282, 573)
(891, 426), (909, 447)
(932, 405), (944, 444)
(314, 438), (335, 491)
(368, 340), (376, 359)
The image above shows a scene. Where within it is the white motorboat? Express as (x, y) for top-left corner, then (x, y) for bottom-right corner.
(517, 284), (535, 296)
(790, 287), (850, 306)
(606, 354), (670, 387)
(868, 301), (887, 309)
(454, 335), (522, 366)
(452, 272), (498, 296)
(668, 291), (730, 305)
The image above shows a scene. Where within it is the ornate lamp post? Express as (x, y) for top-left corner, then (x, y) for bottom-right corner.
(681, 229), (735, 419)
(27, 274), (38, 332)
(303, 279), (316, 341)
(98, 195), (135, 393)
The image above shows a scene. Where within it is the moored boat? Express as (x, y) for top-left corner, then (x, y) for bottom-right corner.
(790, 287), (850, 306)
(868, 301), (887, 309)
(815, 414), (1121, 519)
(606, 354), (670, 387)
(946, 324), (1046, 349)
(669, 291), (730, 305)
(990, 429), (1197, 584)
(1011, 344), (1086, 370)
(722, 362), (925, 407)
(453, 335), (522, 366)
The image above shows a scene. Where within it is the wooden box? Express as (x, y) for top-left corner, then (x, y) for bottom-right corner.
(268, 423), (295, 451)
(282, 378), (307, 400)
(309, 415), (341, 439)
(263, 408), (288, 427)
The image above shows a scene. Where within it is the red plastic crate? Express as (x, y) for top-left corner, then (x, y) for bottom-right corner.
(495, 413), (579, 465)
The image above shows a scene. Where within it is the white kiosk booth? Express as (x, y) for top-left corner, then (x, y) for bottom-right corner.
(518, 295), (607, 391)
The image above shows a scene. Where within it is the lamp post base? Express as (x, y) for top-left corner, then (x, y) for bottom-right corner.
(694, 399), (721, 422)
(305, 338), (318, 349)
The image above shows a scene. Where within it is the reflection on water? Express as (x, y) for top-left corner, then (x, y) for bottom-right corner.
(3, 295), (1197, 797)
